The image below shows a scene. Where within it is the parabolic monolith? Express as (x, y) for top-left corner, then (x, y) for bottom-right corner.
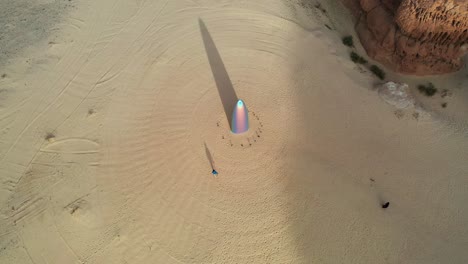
(231, 99), (249, 134)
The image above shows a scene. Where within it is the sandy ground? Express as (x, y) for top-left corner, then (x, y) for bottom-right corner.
(1, 0), (468, 263)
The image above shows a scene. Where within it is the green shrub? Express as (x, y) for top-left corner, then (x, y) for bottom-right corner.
(45, 132), (55, 141)
(417, 83), (437, 97)
(350, 51), (367, 64)
(342, 36), (353, 47)
(370, 65), (385, 80)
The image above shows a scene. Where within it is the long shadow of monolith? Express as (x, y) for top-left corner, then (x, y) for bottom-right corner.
(199, 19), (238, 129)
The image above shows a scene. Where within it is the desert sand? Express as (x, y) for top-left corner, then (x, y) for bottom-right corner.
(1, 0), (468, 263)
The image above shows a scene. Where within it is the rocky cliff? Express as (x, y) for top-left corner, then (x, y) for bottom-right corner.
(341, 0), (468, 75)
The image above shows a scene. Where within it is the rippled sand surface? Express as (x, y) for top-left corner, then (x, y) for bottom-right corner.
(1, 0), (468, 263)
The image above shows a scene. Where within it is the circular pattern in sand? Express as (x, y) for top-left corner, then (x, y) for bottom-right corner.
(5, 1), (468, 263)
(81, 5), (305, 263)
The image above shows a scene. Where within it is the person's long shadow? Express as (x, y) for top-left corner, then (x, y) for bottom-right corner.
(199, 19), (238, 129)
(204, 142), (215, 170)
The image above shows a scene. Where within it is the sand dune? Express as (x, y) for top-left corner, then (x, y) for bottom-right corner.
(1, 0), (468, 263)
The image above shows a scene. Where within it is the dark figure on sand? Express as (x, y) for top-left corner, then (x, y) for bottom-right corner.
(382, 202), (390, 209)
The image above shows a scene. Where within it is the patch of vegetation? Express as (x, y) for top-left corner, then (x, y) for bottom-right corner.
(1, 73), (6, 78)
(45, 132), (55, 141)
(394, 109), (404, 119)
(370, 65), (385, 80)
(417, 83), (437, 97)
(441, 102), (447, 108)
(350, 51), (367, 64)
(314, 3), (327, 13)
(342, 36), (353, 47)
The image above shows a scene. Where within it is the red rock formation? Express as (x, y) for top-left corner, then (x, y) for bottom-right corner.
(341, 0), (468, 75)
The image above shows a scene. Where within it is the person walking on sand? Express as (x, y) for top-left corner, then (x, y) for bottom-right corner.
(212, 169), (218, 176)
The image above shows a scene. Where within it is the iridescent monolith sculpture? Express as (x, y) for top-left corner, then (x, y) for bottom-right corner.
(231, 99), (249, 134)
